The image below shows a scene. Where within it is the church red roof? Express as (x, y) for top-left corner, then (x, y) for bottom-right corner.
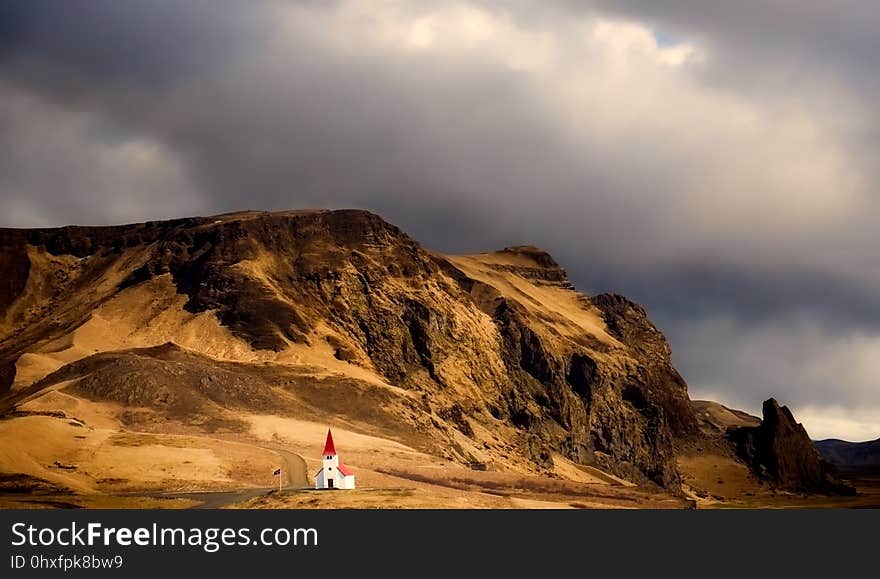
(322, 429), (337, 456)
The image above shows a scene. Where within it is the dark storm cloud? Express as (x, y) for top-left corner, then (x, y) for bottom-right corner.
(573, 261), (880, 330)
(0, 1), (262, 88)
(1, 1), (878, 438)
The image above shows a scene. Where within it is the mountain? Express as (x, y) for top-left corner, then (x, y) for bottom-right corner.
(815, 438), (880, 472)
(0, 209), (851, 503)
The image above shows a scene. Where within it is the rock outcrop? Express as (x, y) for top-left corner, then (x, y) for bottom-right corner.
(728, 399), (855, 494)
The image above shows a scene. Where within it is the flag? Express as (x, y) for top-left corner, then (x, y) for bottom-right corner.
(273, 468), (281, 476)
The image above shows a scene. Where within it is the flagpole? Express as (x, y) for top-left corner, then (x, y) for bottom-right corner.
(279, 466), (282, 493)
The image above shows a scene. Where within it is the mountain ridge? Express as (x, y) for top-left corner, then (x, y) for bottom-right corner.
(0, 209), (851, 499)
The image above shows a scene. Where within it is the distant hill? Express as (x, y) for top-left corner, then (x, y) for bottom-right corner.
(815, 438), (880, 472)
(691, 399), (760, 436)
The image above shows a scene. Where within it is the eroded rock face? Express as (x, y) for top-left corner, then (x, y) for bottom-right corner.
(487, 295), (683, 488)
(591, 293), (698, 438)
(728, 399), (855, 495)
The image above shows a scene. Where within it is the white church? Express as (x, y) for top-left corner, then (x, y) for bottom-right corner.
(314, 429), (355, 490)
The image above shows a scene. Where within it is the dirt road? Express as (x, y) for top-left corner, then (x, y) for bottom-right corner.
(272, 447), (310, 488)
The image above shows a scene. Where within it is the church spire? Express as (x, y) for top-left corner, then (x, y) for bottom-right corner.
(322, 428), (337, 456)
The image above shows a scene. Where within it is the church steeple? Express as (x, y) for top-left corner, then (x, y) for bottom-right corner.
(322, 429), (337, 457)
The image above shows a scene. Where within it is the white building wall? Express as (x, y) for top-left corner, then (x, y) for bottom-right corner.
(318, 453), (339, 489)
(315, 454), (355, 489)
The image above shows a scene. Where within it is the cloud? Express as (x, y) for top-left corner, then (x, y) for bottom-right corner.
(794, 405), (880, 443)
(0, 0), (877, 439)
(671, 313), (880, 419)
(676, 318), (880, 440)
(0, 83), (202, 226)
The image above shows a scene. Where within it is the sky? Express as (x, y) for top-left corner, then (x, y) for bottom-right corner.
(1, 1), (878, 441)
